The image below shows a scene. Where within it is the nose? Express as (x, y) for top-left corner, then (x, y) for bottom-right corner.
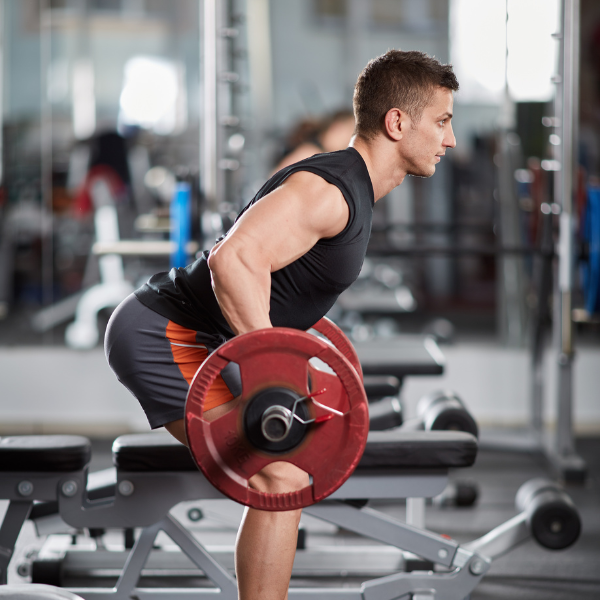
(444, 123), (456, 149)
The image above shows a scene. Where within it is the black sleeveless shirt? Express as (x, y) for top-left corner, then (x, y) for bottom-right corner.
(134, 147), (374, 339)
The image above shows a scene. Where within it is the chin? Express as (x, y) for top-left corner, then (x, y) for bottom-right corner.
(408, 166), (436, 179)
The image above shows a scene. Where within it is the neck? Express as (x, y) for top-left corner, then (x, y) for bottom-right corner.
(349, 135), (407, 201)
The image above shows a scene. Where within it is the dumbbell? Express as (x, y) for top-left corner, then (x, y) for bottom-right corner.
(363, 375), (402, 402)
(410, 390), (478, 438)
(368, 396), (403, 431)
(368, 388), (478, 435)
(515, 478), (581, 550)
(431, 479), (479, 508)
(401, 390), (479, 507)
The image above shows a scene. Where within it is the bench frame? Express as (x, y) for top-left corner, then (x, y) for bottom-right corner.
(0, 434), (537, 600)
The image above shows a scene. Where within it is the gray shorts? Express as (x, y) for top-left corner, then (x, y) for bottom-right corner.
(104, 294), (241, 429)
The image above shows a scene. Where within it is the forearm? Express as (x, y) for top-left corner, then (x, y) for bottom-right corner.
(209, 252), (273, 335)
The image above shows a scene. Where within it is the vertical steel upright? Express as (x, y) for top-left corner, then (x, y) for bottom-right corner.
(202, 0), (220, 223)
(551, 0), (586, 481)
(40, 1), (54, 339)
(0, 0), (4, 189)
(201, 0), (243, 247)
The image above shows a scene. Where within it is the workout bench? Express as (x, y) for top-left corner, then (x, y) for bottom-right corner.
(0, 425), (580, 600)
(0, 335), (580, 599)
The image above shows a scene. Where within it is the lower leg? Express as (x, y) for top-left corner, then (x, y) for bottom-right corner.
(235, 505), (301, 600)
(235, 464), (309, 600)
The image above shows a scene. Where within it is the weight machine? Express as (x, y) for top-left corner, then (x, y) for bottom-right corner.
(484, 0), (587, 482)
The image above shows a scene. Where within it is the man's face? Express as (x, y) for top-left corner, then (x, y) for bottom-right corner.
(399, 87), (456, 178)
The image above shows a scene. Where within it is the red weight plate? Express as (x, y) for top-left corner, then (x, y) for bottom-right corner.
(185, 327), (368, 511)
(312, 317), (363, 380)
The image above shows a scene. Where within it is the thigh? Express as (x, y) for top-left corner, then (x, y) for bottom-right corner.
(105, 295), (238, 429)
(105, 295), (191, 429)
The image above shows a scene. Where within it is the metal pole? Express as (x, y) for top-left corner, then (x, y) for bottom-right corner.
(551, 0), (585, 481)
(202, 0), (218, 213)
(40, 1), (54, 337)
(0, 0), (4, 188)
(246, 0), (272, 135)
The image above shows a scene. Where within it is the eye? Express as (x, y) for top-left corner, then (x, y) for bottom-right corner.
(439, 119), (446, 127)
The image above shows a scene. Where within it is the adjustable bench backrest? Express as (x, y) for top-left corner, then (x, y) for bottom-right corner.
(0, 436), (92, 584)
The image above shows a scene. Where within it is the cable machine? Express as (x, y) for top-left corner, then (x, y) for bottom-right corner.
(484, 0), (587, 482)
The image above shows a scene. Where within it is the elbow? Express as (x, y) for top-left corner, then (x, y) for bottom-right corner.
(207, 243), (228, 276)
(207, 246), (218, 273)
(208, 239), (271, 282)
(208, 240), (244, 280)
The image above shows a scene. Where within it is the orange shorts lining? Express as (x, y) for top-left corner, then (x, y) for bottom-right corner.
(165, 320), (235, 412)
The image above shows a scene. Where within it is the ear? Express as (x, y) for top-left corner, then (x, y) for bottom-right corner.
(384, 108), (406, 141)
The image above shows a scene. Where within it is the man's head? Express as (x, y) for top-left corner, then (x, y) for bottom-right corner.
(353, 50), (459, 141)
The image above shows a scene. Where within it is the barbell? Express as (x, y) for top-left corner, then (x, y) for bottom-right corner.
(185, 318), (369, 511)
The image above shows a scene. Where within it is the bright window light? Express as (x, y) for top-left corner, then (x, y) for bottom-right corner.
(118, 56), (187, 135)
(506, 0), (560, 102)
(450, 0), (507, 104)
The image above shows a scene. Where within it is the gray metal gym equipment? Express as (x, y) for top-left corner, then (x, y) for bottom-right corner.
(548, 0), (586, 481)
(0, 584), (85, 600)
(200, 0), (249, 248)
(481, 0), (587, 483)
(0, 429), (581, 600)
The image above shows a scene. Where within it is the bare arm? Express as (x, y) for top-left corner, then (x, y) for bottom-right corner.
(207, 171), (349, 335)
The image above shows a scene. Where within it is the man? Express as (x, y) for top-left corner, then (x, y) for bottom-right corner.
(105, 49), (458, 600)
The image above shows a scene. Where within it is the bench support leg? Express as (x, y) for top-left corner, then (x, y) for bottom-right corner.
(0, 501), (32, 584)
(305, 502), (458, 568)
(91, 514), (238, 600)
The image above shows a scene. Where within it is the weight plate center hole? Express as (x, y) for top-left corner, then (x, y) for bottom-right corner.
(244, 387), (311, 454)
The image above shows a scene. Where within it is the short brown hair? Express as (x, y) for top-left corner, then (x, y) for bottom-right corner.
(353, 50), (459, 140)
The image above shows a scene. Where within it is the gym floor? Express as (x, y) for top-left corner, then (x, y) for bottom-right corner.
(4, 433), (599, 599)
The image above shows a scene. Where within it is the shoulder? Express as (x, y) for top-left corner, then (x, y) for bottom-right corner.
(272, 143), (322, 172)
(282, 170), (346, 213)
(275, 171), (348, 239)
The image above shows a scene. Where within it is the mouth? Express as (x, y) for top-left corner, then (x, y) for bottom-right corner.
(435, 154), (445, 162)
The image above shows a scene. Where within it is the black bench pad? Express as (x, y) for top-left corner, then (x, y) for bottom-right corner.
(363, 375), (401, 400)
(0, 436), (92, 472)
(113, 429), (477, 473)
(357, 430), (476, 471)
(355, 336), (444, 379)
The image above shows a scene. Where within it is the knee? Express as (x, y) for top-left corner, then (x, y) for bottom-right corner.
(249, 461), (310, 494)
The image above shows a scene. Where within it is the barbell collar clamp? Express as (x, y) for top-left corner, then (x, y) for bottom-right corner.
(261, 405), (294, 442)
